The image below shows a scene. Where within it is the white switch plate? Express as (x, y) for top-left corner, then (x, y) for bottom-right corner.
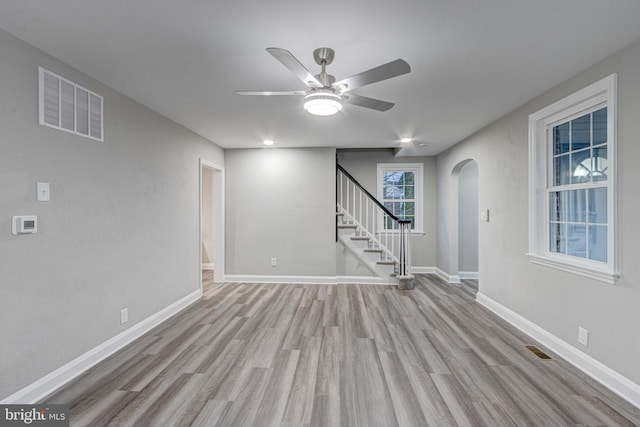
(120, 308), (129, 324)
(271, 257), (277, 267)
(37, 182), (50, 202)
(480, 209), (489, 222)
(578, 326), (588, 347)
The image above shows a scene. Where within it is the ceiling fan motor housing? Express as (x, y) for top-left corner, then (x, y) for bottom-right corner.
(313, 47), (335, 65)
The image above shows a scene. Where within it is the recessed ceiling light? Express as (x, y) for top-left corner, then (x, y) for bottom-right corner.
(400, 137), (412, 143)
(263, 139), (274, 146)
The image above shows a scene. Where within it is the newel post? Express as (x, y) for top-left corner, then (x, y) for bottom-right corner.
(397, 220), (415, 290)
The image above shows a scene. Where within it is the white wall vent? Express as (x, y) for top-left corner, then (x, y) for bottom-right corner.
(38, 67), (103, 142)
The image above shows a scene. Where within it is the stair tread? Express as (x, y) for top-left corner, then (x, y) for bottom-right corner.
(338, 224), (357, 229)
(351, 236), (370, 241)
(364, 248), (383, 253)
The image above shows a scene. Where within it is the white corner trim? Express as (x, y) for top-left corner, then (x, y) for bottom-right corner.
(434, 268), (461, 284)
(476, 292), (640, 410)
(224, 274), (339, 285)
(458, 271), (480, 280)
(202, 263), (215, 270)
(1, 289), (202, 404)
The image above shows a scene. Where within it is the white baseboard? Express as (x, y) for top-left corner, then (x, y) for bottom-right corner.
(433, 267), (461, 284)
(1, 289), (202, 404)
(202, 263), (215, 270)
(224, 274), (339, 285)
(224, 274), (398, 285)
(336, 276), (395, 285)
(411, 266), (436, 274)
(476, 292), (640, 410)
(459, 271), (480, 280)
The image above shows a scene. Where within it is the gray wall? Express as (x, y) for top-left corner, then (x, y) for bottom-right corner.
(0, 30), (224, 399)
(458, 161), (479, 272)
(225, 147), (336, 277)
(436, 38), (640, 385)
(337, 149), (437, 268)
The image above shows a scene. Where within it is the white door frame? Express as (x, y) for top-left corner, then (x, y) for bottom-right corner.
(199, 159), (225, 293)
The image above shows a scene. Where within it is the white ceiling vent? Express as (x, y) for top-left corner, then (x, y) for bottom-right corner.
(38, 67), (103, 142)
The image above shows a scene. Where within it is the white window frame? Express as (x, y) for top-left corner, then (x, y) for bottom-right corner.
(377, 163), (424, 234)
(528, 74), (617, 284)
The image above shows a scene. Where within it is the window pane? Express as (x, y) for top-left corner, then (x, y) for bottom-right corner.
(588, 187), (607, 224)
(571, 149), (591, 184)
(554, 154), (570, 186)
(549, 223), (566, 254)
(566, 224), (587, 258)
(592, 107), (607, 146)
(549, 192), (562, 222)
(404, 186), (415, 199)
(392, 202), (402, 215)
(588, 225), (607, 262)
(404, 172), (415, 185)
(383, 171), (403, 185)
(404, 202), (415, 216)
(592, 146), (608, 182)
(554, 122), (570, 155)
(571, 114), (590, 151)
(384, 185), (403, 199)
(567, 189), (586, 223)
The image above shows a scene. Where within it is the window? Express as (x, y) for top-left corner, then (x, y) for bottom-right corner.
(377, 163), (423, 232)
(528, 74), (616, 284)
(39, 67), (103, 141)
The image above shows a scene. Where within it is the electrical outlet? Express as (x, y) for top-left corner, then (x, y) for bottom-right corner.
(271, 257), (277, 267)
(120, 308), (129, 325)
(578, 326), (588, 347)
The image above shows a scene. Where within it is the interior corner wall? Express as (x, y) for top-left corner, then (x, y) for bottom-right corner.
(225, 147), (336, 277)
(436, 37), (640, 386)
(336, 149), (437, 268)
(0, 29), (224, 400)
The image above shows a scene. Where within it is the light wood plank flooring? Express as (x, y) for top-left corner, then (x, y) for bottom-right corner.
(45, 274), (640, 426)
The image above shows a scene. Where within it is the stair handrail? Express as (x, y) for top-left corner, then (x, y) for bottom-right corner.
(336, 162), (412, 278)
(336, 164), (410, 226)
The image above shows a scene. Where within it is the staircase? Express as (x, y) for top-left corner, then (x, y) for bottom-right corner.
(336, 164), (413, 287)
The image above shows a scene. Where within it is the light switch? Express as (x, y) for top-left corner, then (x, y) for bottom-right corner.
(480, 209), (490, 222)
(37, 182), (50, 202)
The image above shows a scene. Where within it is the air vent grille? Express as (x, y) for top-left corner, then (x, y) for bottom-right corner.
(38, 67), (103, 142)
(525, 345), (552, 360)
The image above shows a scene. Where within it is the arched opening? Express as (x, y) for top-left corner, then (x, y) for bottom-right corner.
(449, 159), (479, 286)
(458, 161), (479, 280)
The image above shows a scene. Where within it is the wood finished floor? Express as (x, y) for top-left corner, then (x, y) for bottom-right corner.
(45, 273), (640, 426)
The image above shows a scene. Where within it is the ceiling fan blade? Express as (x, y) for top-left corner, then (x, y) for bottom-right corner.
(342, 93), (394, 111)
(266, 48), (324, 88)
(333, 59), (410, 92)
(235, 90), (306, 96)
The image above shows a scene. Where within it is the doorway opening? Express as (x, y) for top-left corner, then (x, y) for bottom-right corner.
(199, 159), (224, 295)
(450, 159), (479, 291)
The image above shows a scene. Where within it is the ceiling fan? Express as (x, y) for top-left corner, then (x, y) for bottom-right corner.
(235, 47), (411, 116)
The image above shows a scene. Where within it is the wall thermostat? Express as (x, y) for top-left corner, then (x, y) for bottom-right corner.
(12, 216), (38, 235)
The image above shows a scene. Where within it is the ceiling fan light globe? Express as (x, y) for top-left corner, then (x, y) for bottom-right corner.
(303, 92), (342, 116)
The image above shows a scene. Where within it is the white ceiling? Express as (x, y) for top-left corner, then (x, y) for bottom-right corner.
(1, 1), (640, 155)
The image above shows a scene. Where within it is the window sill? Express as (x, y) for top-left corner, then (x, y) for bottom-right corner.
(526, 253), (618, 285)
